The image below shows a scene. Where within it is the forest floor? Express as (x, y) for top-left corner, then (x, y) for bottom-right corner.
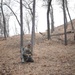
(0, 21), (75, 75)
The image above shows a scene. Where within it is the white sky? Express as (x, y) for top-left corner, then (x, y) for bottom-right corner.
(9, 0), (75, 36)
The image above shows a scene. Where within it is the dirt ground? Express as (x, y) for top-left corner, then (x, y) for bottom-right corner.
(0, 32), (75, 75)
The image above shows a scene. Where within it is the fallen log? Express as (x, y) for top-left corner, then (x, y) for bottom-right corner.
(39, 30), (74, 37)
(51, 30), (74, 36)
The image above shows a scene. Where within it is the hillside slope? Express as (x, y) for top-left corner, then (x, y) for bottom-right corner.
(0, 20), (75, 75)
(0, 34), (75, 75)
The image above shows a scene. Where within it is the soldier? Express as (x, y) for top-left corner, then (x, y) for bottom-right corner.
(23, 43), (34, 62)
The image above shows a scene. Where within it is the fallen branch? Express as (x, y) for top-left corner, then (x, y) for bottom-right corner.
(39, 32), (46, 36)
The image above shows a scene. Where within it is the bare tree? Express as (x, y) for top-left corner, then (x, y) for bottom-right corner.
(3, 3), (20, 26)
(0, 0), (21, 36)
(56, 0), (74, 30)
(57, 0), (75, 41)
(1, 0), (7, 39)
(65, 0), (74, 29)
(16, 0), (36, 53)
(0, 8), (4, 36)
(43, 0), (52, 40)
(65, 0), (75, 40)
(16, 0), (38, 34)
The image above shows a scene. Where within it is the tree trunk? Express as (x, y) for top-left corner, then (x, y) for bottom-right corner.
(20, 0), (24, 63)
(47, 0), (52, 40)
(50, 5), (54, 33)
(6, 17), (10, 37)
(1, 0), (7, 39)
(62, 0), (67, 45)
(31, 0), (36, 54)
(65, 10), (68, 29)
